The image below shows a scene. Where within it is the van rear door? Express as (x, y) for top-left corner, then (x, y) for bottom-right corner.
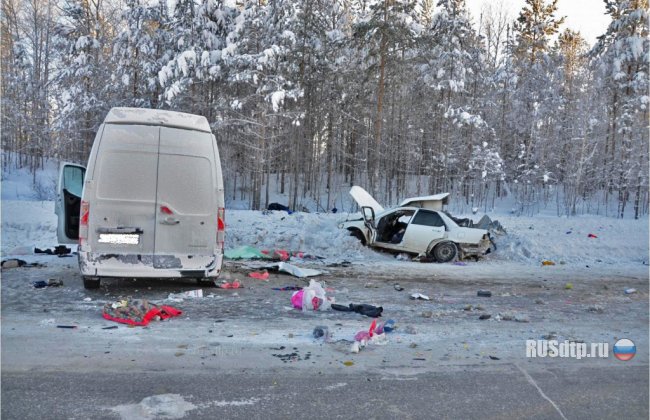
(90, 124), (159, 265)
(55, 163), (86, 244)
(153, 127), (217, 271)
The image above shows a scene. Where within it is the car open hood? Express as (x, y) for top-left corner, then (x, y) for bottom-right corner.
(398, 193), (449, 210)
(349, 186), (384, 214)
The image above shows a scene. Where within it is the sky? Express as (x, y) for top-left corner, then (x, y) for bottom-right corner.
(466, 0), (612, 46)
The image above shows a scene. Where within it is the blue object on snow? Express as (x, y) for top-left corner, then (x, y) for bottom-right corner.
(383, 319), (396, 333)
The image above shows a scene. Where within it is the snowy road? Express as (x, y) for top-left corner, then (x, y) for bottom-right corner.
(1, 255), (648, 419)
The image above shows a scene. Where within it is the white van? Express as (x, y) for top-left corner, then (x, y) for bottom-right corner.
(55, 108), (225, 289)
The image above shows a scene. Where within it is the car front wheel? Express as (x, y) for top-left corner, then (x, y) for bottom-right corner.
(431, 242), (457, 263)
(349, 228), (366, 246)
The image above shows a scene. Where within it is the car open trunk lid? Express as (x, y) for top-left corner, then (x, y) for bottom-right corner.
(398, 193), (450, 210)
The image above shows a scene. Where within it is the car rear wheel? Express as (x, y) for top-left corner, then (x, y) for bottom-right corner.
(431, 242), (457, 263)
(83, 276), (101, 289)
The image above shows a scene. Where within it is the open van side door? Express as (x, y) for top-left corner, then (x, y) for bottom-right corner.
(55, 163), (86, 244)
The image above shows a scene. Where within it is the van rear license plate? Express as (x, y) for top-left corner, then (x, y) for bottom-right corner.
(98, 234), (139, 245)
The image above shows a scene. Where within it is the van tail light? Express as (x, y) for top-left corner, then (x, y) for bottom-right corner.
(160, 205), (173, 215)
(217, 207), (225, 249)
(79, 200), (89, 242)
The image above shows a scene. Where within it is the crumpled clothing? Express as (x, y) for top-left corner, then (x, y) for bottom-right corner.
(331, 303), (383, 318)
(102, 299), (182, 326)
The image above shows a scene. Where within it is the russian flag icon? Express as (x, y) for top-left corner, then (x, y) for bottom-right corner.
(613, 339), (636, 361)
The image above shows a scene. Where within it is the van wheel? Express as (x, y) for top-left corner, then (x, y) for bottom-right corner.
(197, 278), (217, 287)
(431, 242), (457, 263)
(83, 277), (101, 289)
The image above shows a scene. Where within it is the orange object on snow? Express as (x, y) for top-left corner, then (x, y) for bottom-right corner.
(542, 260), (556, 266)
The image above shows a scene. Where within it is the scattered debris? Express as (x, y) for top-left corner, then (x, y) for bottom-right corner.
(83, 297), (92, 302)
(224, 246), (273, 260)
(2, 259), (45, 268)
(57, 325), (77, 329)
(261, 249), (290, 261)
(535, 299), (545, 305)
(542, 332), (557, 340)
(272, 350), (309, 363)
(624, 288), (637, 295)
(375, 319), (396, 334)
(588, 233), (598, 238)
(331, 303), (383, 318)
(218, 281), (242, 289)
(271, 285), (302, 291)
(489, 355), (500, 360)
(421, 311), (433, 318)
(542, 260), (555, 266)
(409, 343), (417, 349)
(464, 305), (473, 311)
(291, 280), (332, 311)
(266, 262), (322, 278)
(364, 282), (379, 288)
(2, 259), (26, 268)
(33, 279), (63, 288)
(248, 270), (269, 280)
(35, 245), (71, 255)
(499, 312), (514, 321)
(514, 315), (530, 323)
(410, 293), (430, 301)
(405, 325), (417, 334)
(102, 326), (118, 330)
(453, 262), (467, 266)
(393, 284), (404, 291)
(479, 314), (491, 320)
(313, 326), (330, 340)
(565, 283), (573, 290)
(587, 305), (604, 314)
(103, 299), (182, 326)
(343, 361), (354, 366)
(168, 289), (203, 301)
(477, 290), (492, 297)
(326, 261), (352, 268)
(395, 253), (410, 261)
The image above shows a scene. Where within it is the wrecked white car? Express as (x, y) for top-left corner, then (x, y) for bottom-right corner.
(339, 186), (494, 262)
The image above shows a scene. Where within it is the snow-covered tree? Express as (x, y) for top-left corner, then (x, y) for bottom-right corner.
(592, 0), (649, 218)
(111, 0), (170, 109)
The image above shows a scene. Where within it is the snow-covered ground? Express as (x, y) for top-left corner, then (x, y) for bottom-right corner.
(2, 199), (647, 273)
(2, 158), (647, 274)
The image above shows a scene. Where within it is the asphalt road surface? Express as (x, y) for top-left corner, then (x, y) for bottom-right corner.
(1, 257), (648, 419)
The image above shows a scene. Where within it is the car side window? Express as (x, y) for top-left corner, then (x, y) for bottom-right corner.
(411, 210), (445, 227)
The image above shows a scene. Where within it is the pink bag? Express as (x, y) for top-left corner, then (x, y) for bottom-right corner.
(291, 290), (304, 309)
(290, 290), (322, 310)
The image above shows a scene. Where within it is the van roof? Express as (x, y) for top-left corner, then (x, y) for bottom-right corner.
(104, 108), (212, 133)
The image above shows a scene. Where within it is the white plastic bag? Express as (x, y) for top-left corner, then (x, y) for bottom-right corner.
(301, 280), (332, 311)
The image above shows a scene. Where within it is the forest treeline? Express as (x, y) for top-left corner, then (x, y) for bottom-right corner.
(1, 0), (648, 217)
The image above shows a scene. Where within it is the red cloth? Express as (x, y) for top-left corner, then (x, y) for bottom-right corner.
(102, 304), (182, 326)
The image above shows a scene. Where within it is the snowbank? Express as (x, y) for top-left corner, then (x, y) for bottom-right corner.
(2, 200), (647, 269)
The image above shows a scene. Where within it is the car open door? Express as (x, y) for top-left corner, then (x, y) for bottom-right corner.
(55, 163), (86, 244)
(361, 206), (377, 244)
